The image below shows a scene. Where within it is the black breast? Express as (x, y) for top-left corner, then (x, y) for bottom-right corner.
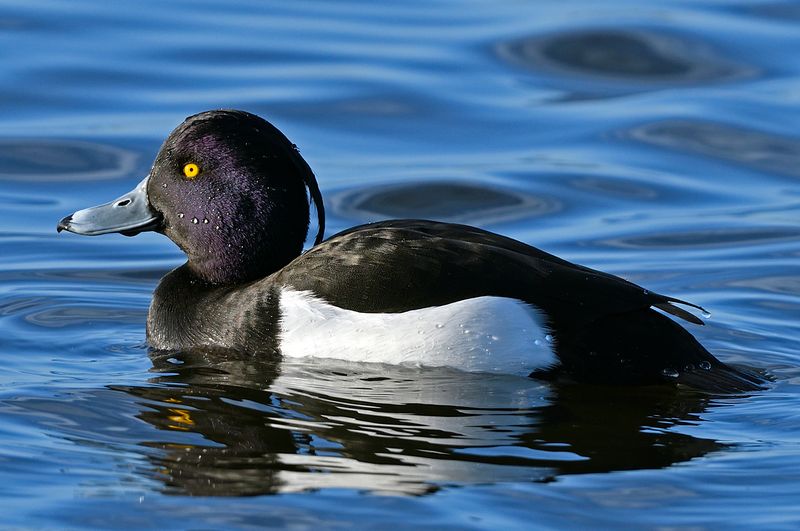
(147, 265), (281, 355)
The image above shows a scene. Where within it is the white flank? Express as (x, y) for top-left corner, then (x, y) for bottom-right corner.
(278, 288), (557, 376)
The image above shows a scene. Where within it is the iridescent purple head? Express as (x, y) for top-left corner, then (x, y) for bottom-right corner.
(58, 110), (325, 285)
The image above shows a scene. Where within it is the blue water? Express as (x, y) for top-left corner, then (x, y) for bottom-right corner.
(1, 0), (799, 528)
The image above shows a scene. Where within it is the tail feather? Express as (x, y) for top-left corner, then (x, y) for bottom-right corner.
(676, 363), (768, 394)
(551, 308), (768, 394)
(653, 296), (708, 326)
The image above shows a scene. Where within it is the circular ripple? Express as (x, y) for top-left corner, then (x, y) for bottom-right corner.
(744, 3), (800, 20)
(332, 181), (560, 224)
(625, 120), (800, 178)
(497, 28), (749, 85)
(0, 139), (137, 181)
(596, 227), (799, 250)
(568, 176), (659, 200)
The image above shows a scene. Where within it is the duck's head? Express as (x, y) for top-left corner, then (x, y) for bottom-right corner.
(58, 110), (325, 285)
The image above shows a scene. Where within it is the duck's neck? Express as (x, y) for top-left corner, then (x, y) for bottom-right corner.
(180, 199), (310, 286)
(186, 237), (300, 285)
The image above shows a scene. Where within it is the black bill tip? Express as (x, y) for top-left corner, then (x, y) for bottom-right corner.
(56, 215), (73, 233)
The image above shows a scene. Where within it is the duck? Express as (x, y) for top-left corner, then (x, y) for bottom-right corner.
(57, 109), (765, 393)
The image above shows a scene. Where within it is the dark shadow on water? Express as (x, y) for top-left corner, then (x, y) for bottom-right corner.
(0, 139), (136, 182)
(535, 31), (690, 78)
(527, 384), (722, 475)
(740, 2), (800, 21)
(96, 348), (731, 496)
(625, 119), (800, 179)
(592, 227), (800, 250)
(495, 28), (754, 97)
(331, 181), (561, 225)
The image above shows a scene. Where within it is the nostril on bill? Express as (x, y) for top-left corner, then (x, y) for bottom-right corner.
(115, 199), (132, 207)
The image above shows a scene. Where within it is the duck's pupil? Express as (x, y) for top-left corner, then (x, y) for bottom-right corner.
(183, 163), (199, 179)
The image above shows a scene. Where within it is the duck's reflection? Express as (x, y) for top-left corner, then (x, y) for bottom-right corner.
(114, 348), (727, 496)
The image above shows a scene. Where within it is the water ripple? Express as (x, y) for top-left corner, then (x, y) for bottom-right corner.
(0, 139), (137, 182)
(497, 28), (753, 88)
(626, 120), (800, 178)
(331, 181), (560, 224)
(594, 226), (799, 250)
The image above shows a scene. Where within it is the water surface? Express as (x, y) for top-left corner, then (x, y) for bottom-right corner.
(1, 0), (799, 528)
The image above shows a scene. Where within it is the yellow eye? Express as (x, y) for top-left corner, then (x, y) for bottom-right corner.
(183, 163), (200, 179)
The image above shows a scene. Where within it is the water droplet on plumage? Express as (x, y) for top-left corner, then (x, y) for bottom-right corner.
(684, 363), (694, 372)
(702, 310), (712, 319)
(203, 218), (209, 224)
(545, 334), (553, 343)
(699, 361), (711, 370)
(435, 323), (444, 329)
(177, 213), (184, 218)
(162, 183), (167, 188)
(191, 217), (198, 224)
(662, 368), (680, 378)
